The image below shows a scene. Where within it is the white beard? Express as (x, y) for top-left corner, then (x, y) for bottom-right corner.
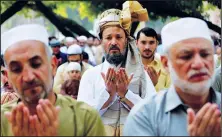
(168, 61), (216, 96)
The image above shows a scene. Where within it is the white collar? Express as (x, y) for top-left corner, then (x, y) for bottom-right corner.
(101, 60), (123, 74)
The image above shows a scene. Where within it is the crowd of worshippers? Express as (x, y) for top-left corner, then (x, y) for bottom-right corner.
(0, 1), (221, 136)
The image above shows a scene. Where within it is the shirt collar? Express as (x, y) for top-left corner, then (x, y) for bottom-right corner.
(102, 59), (122, 74)
(165, 86), (221, 113)
(165, 85), (183, 113)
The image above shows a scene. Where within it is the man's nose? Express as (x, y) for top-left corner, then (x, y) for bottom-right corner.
(191, 54), (205, 70)
(144, 44), (150, 49)
(22, 68), (35, 82)
(111, 38), (118, 45)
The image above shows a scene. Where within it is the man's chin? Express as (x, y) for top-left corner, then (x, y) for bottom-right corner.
(179, 81), (211, 95)
(24, 93), (46, 104)
(142, 54), (153, 59)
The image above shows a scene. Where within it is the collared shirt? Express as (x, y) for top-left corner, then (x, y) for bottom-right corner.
(1, 94), (106, 136)
(212, 66), (221, 92)
(53, 61), (93, 94)
(77, 60), (156, 125)
(146, 56), (171, 92)
(123, 85), (221, 136)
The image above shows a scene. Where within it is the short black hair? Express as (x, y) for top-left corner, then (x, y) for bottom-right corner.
(48, 36), (57, 41)
(136, 27), (158, 41)
(82, 51), (89, 60)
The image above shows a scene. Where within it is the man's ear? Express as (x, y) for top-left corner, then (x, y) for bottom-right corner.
(51, 55), (58, 76)
(156, 40), (159, 45)
(160, 56), (169, 73)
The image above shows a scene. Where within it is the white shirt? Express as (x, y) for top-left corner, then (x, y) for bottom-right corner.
(77, 60), (156, 125)
(84, 45), (97, 66)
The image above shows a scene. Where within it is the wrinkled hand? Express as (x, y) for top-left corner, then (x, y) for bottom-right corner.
(116, 68), (133, 98)
(187, 103), (221, 136)
(145, 66), (161, 86)
(33, 99), (60, 136)
(101, 68), (117, 97)
(5, 102), (36, 136)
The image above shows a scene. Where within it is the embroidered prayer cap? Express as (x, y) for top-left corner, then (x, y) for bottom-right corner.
(66, 62), (81, 72)
(161, 17), (213, 53)
(67, 44), (82, 55)
(1, 24), (49, 54)
(97, 1), (148, 37)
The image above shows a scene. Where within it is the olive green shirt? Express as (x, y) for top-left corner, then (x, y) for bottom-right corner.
(1, 94), (106, 136)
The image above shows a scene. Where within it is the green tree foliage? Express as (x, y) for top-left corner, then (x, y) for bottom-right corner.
(42, 1), (98, 22)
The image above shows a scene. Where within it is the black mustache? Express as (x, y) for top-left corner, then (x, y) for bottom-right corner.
(109, 45), (120, 51)
(22, 80), (42, 91)
(143, 49), (152, 52)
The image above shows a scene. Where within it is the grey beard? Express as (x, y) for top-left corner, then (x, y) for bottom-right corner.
(105, 53), (125, 66)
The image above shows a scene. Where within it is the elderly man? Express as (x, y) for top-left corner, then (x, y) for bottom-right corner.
(136, 27), (171, 92)
(1, 24), (106, 136)
(53, 44), (93, 93)
(123, 17), (221, 136)
(78, 35), (97, 66)
(77, 1), (156, 136)
(60, 37), (77, 54)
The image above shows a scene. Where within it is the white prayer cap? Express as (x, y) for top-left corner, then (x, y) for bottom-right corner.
(65, 37), (76, 43)
(161, 17), (213, 52)
(66, 62), (81, 72)
(77, 35), (87, 42)
(1, 24), (49, 54)
(67, 44), (82, 55)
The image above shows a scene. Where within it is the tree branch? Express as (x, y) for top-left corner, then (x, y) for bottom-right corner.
(35, 1), (75, 37)
(56, 15), (96, 38)
(1, 1), (28, 25)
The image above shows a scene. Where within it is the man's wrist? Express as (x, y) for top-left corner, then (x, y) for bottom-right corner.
(118, 89), (128, 98)
(120, 96), (127, 102)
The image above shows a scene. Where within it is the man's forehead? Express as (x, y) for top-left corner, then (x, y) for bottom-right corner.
(6, 40), (45, 51)
(103, 27), (124, 35)
(69, 54), (81, 58)
(172, 45), (213, 56)
(4, 40), (46, 62)
(173, 38), (212, 49)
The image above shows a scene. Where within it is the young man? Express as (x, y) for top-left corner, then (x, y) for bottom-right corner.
(49, 39), (67, 66)
(136, 27), (171, 92)
(77, 35), (97, 66)
(123, 17), (221, 136)
(1, 24), (106, 136)
(77, 1), (156, 136)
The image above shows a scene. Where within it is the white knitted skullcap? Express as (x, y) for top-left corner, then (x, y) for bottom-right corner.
(67, 44), (82, 55)
(66, 62), (81, 72)
(1, 24), (49, 54)
(77, 35), (87, 42)
(161, 17), (213, 52)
